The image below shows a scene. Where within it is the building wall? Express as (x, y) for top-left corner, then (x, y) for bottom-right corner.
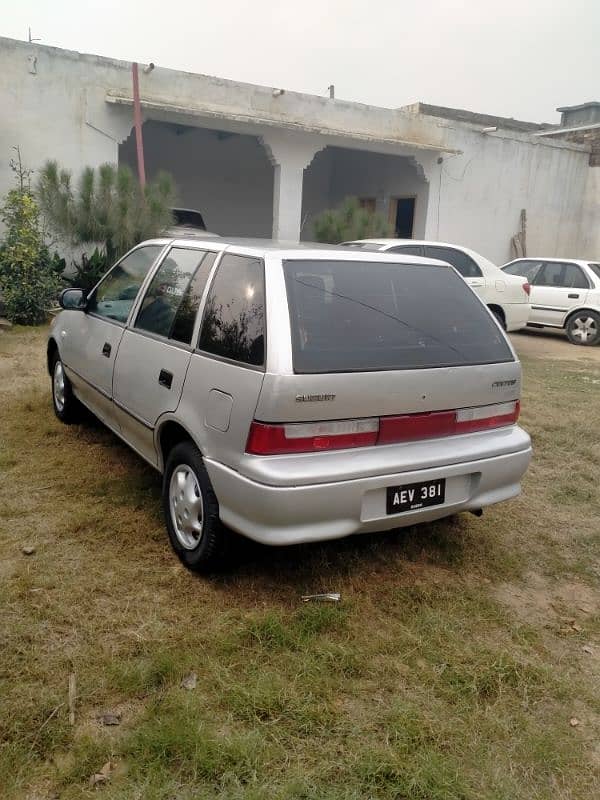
(579, 166), (600, 258)
(328, 148), (429, 239)
(301, 147), (429, 240)
(0, 36), (597, 262)
(119, 122), (274, 237)
(0, 37), (130, 200)
(427, 124), (593, 263)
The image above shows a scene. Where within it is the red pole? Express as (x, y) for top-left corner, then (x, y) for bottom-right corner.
(132, 62), (146, 188)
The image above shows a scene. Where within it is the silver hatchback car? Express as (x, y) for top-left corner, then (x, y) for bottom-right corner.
(48, 239), (532, 570)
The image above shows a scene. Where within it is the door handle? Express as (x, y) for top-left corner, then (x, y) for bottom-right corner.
(102, 342), (111, 357)
(568, 293), (580, 299)
(158, 369), (173, 390)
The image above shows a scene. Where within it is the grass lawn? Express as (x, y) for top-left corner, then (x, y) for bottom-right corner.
(1, 325), (599, 799)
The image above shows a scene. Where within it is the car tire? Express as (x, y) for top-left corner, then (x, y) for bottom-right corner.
(162, 441), (228, 572)
(565, 311), (600, 346)
(490, 307), (506, 330)
(51, 352), (82, 423)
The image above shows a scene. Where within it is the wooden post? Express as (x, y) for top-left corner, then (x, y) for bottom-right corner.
(132, 62), (146, 189)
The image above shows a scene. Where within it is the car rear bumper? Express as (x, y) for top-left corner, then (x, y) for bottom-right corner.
(503, 302), (531, 332)
(205, 433), (532, 546)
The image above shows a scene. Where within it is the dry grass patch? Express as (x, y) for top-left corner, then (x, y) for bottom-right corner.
(0, 326), (599, 799)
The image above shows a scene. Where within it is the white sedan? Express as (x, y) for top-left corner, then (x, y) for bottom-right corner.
(343, 239), (531, 332)
(501, 258), (600, 346)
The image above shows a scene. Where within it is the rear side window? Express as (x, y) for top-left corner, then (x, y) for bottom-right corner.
(198, 254), (265, 366)
(503, 260), (543, 281)
(283, 260), (513, 373)
(424, 246), (482, 278)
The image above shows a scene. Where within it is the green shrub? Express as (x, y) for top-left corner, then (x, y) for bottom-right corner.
(37, 161), (176, 264)
(313, 196), (392, 244)
(0, 154), (62, 325)
(68, 247), (109, 292)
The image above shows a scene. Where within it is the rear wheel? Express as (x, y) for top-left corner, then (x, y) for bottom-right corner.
(566, 311), (600, 346)
(489, 306), (506, 330)
(162, 441), (228, 571)
(51, 352), (81, 423)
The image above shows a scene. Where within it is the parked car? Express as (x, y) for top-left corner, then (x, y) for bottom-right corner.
(166, 208), (217, 238)
(501, 258), (600, 346)
(48, 238), (532, 571)
(342, 239), (531, 332)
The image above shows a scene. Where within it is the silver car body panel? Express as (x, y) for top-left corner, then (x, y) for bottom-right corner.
(50, 237), (532, 547)
(205, 443), (531, 545)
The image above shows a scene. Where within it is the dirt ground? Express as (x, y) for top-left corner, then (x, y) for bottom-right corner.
(511, 329), (600, 363)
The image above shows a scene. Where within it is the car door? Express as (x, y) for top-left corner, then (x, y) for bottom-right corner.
(112, 247), (218, 466)
(423, 245), (488, 297)
(529, 262), (590, 326)
(59, 244), (164, 428)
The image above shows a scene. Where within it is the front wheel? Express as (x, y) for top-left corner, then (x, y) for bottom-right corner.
(162, 441), (228, 571)
(51, 353), (81, 423)
(566, 311), (600, 346)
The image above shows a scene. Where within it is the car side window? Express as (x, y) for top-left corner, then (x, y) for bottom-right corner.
(387, 245), (424, 257)
(503, 260), (543, 282)
(170, 252), (217, 344)
(135, 248), (216, 343)
(560, 264), (589, 289)
(535, 262), (589, 290)
(87, 246), (163, 323)
(424, 246), (482, 278)
(198, 254), (265, 367)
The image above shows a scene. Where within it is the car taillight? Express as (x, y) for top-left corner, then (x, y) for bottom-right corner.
(246, 402), (520, 455)
(246, 418), (379, 455)
(523, 282), (531, 296)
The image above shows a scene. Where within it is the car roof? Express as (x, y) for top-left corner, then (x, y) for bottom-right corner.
(141, 237), (451, 266)
(504, 257), (598, 268)
(345, 239), (502, 271)
(347, 238), (472, 249)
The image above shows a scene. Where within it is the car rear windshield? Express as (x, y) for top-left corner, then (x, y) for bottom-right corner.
(283, 259), (514, 373)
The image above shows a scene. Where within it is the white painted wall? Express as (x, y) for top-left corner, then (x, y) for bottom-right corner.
(578, 167), (600, 259)
(421, 123), (594, 263)
(120, 122), (274, 237)
(0, 37), (131, 202)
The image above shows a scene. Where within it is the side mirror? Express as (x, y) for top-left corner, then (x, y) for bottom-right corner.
(59, 288), (87, 310)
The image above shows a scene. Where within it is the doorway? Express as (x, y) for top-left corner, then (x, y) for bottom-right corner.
(390, 197), (416, 238)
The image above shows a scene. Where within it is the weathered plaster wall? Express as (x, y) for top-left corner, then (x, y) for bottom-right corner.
(420, 121), (594, 263)
(578, 166), (600, 258)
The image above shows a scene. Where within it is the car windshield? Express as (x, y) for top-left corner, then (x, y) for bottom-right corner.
(283, 259), (514, 373)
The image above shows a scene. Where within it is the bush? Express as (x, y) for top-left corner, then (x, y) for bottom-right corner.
(68, 247), (109, 292)
(313, 196), (392, 244)
(0, 153), (62, 324)
(37, 161), (176, 265)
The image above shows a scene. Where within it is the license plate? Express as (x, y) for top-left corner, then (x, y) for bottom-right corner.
(386, 478), (446, 514)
